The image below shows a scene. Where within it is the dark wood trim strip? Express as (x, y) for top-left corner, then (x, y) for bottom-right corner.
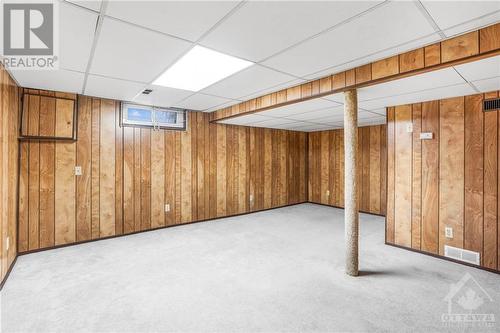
(385, 242), (500, 275)
(0, 256), (18, 291)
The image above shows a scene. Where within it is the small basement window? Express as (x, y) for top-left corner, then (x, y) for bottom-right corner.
(121, 102), (186, 130)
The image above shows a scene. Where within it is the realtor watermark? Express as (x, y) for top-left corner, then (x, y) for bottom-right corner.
(442, 273), (496, 328)
(1, 0), (59, 70)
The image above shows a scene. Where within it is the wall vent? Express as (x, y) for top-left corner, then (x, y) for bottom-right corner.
(483, 98), (500, 112)
(444, 245), (480, 265)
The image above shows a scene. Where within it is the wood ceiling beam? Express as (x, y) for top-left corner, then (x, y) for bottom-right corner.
(209, 23), (500, 122)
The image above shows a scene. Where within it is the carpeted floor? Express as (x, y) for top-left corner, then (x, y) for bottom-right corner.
(1, 203), (499, 332)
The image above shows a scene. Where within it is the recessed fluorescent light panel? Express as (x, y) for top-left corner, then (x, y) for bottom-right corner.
(153, 45), (253, 92)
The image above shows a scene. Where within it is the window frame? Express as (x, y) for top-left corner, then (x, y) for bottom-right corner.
(120, 102), (187, 131)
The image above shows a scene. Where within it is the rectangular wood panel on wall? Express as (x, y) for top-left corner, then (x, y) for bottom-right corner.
(394, 105), (412, 248)
(464, 94), (483, 256)
(421, 101), (439, 253)
(439, 97), (465, 255)
(0, 67), (19, 282)
(411, 104), (422, 250)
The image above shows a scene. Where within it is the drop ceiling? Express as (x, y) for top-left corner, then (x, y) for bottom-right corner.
(3, 0), (500, 113)
(219, 55), (500, 131)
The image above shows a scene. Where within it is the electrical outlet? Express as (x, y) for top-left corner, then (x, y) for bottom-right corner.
(249, 194), (254, 202)
(6, 237), (9, 251)
(406, 123), (413, 133)
(326, 190), (330, 196)
(74, 166), (82, 176)
(445, 227), (453, 239)
(165, 204), (170, 212)
(420, 132), (433, 140)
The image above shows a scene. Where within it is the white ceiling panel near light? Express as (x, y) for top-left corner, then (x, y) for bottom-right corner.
(262, 1), (436, 77)
(90, 18), (192, 82)
(106, 1), (239, 41)
(200, 1), (382, 62)
(59, 1), (98, 72)
(65, 0), (102, 12)
(133, 85), (193, 107)
(421, 0), (500, 37)
(10, 69), (85, 93)
(454, 55), (500, 82)
(201, 65), (297, 100)
(239, 78), (306, 100)
(85, 75), (146, 101)
(174, 93), (237, 111)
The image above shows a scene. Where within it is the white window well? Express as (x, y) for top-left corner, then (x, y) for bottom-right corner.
(121, 102), (187, 130)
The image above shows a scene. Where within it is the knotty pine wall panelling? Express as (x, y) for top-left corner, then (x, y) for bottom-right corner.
(0, 65), (20, 284)
(18, 92), (308, 253)
(307, 125), (387, 216)
(387, 91), (500, 272)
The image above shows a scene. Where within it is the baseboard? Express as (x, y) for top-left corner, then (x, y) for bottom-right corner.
(307, 201), (386, 217)
(0, 255), (18, 291)
(18, 201), (308, 256)
(385, 242), (500, 275)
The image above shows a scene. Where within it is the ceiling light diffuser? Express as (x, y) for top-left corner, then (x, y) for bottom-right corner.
(153, 45), (253, 91)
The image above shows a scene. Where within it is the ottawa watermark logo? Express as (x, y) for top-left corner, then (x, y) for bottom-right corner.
(442, 273), (496, 328)
(1, 0), (59, 70)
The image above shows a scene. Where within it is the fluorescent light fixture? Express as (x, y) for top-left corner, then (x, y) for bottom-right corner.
(153, 45), (253, 92)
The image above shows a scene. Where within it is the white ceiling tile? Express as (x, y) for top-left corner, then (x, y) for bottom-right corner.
(90, 18), (192, 82)
(367, 108), (387, 116)
(11, 69), (84, 93)
(219, 114), (270, 125)
(322, 94), (344, 104)
(421, 1), (500, 36)
(301, 33), (441, 80)
(250, 117), (300, 127)
(258, 98), (340, 118)
(65, 0), (102, 12)
(454, 55), (500, 82)
(358, 111), (382, 120)
(306, 114), (345, 124)
(201, 1), (382, 62)
(471, 77), (500, 93)
(239, 79), (306, 100)
(262, 1), (436, 77)
(106, 1), (238, 41)
(358, 67), (466, 102)
(201, 65), (296, 99)
(59, 2), (98, 72)
(85, 75), (145, 101)
(283, 106), (344, 121)
(203, 100), (241, 113)
(174, 93), (235, 111)
(359, 83), (476, 110)
(296, 124), (333, 132)
(132, 85), (193, 108)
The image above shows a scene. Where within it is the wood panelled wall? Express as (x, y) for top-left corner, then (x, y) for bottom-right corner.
(387, 91), (500, 272)
(18, 92), (308, 252)
(308, 125), (387, 215)
(0, 65), (20, 283)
